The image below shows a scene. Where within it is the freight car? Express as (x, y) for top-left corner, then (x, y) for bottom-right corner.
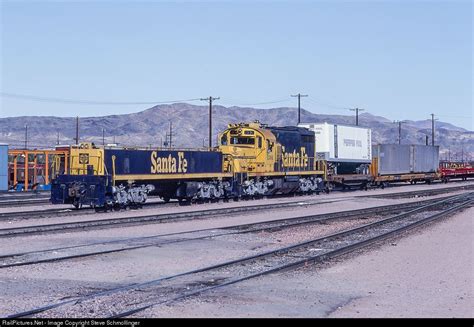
(439, 162), (474, 182)
(50, 122), (327, 208)
(299, 123), (372, 190)
(370, 144), (439, 187)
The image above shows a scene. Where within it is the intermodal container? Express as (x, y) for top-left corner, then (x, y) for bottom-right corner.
(373, 144), (439, 175)
(298, 123), (372, 163)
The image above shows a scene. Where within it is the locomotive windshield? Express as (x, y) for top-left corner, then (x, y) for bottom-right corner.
(230, 137), (255, 145)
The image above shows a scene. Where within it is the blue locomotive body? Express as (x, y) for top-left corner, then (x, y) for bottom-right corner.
(50, 146), (227, 208)
(104, 149), (223, 176)
(50, 122), (326, 208)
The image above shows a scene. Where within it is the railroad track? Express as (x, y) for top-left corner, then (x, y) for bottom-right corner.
(0, 198), (178, 221)
(0, 191), (48, 199)
(0, 197), (50, 208)
(1, 182), (473, 222)
(6, 192), (472, 318)
(0, 197), (442, 268)
(0, 194), (448, 238)
(365, 183), (474, 199)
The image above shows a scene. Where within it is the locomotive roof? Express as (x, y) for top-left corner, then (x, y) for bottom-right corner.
(267, 125), (314, 136)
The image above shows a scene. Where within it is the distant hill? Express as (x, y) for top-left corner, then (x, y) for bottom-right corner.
(0, 103), (472, 161)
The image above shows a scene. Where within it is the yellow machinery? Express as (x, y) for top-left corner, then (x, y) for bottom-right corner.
(219, 122), (278, 174)
(67, 143), (105, 176)
(219, 122), (326, 180)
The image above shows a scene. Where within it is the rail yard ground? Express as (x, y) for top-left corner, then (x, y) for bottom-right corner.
(0, 181), (473, 318)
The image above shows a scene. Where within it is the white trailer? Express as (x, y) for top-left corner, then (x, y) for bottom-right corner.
(298, 123), (372, 163)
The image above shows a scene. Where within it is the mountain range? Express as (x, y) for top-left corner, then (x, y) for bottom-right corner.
(1, 103), (472, 161)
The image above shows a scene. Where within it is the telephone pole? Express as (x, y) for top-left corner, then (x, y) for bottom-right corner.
(291, 93), (308, 125)
(431, 113), (435, 146)
(57, 132), (60, 145)
(102, 128), (105, 146)
(394, 121), (405, 144)
(24, 124), (28, 149)
(398, 121), (402, 144)
(169, 121), (173, 149)
(200, 96), (220, 148)
(74, 116), (79, 145)
(350, 108), (364, 126)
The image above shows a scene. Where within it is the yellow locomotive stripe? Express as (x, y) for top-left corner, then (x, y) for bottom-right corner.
(115, 173), (233, 181)
(248, 170), (325, 177)
(114, 170), (326, 181)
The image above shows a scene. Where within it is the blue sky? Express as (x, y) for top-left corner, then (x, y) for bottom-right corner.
(1, 0), (472, 130)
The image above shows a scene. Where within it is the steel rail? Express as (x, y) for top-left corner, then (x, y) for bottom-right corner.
(0, 197), (436, 268)
(0, 193), (454, 238)
(366, 183), (474, 199)
(6, 192), (471, 318)
(111, 193), (474, 318)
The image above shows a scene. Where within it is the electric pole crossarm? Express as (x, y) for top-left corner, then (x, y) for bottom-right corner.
(349, 108), (365, 126)
(201, 96), (220, 148)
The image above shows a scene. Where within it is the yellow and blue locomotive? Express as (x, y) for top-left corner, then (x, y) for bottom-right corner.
(50, 122), (327, 208)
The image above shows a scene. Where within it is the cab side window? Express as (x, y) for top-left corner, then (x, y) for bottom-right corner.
(221, 134), (228, 145)
(267, 140), (273, 153)
(258, 137), (262, 148)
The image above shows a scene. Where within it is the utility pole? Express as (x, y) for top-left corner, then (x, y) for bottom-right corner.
(169, 121), (173, 149)
(75, 116), (79, 145)
(394, 120), (409, 144)
(394, 121), (404, 144)
(24, 124), (28, 149)
(200, 96), (220, 148)
(102, 128), (105, 146)
(398, 121), (402, 144)
(431, 113), (435, 146)
(57, 132), (60, 145)
(291, 93), (308, 125)
(350, 108), (365, 126)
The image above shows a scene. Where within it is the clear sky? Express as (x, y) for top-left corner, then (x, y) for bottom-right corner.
(1, 0), (472, 130)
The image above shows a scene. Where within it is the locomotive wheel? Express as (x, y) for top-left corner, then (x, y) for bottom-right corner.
(73, 200), (82, 209)
(162, 197), (170, 203)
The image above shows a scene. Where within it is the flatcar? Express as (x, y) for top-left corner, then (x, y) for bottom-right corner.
(439, 162), (474, 182)
(50, 121), (327, 208)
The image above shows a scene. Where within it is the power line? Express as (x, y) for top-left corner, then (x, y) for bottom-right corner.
(305, 98), (352, 111)
(0, 92), (202, 105)
(222, 98), (291, 106)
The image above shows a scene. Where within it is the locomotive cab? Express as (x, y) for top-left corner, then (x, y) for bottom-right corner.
(219, 122), (278, 173)
(68, 143), (105, 176)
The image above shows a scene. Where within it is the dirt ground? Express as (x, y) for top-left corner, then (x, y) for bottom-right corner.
(0, 183), (472, 317)
(137, 207), (474, 318)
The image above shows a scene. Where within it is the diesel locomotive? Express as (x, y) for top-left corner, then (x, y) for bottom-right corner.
(50, 122), (327, 208)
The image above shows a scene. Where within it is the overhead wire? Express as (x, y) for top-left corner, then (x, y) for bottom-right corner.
(219, 98), (292, 107)
(0, 92), (202, 105)
(304, 97), (353, 112)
